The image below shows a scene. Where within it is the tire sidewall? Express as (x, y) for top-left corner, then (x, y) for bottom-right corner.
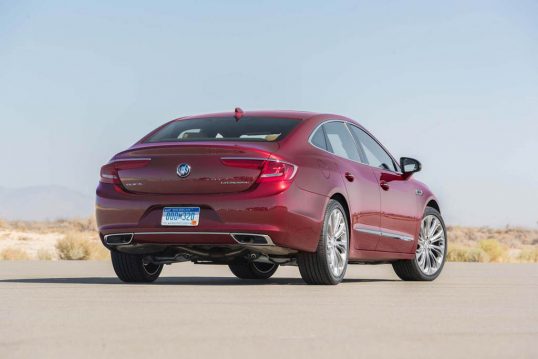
(412, 207), (447, 280)
(250, 262), (278, 278)
(320, 200), (349, 284)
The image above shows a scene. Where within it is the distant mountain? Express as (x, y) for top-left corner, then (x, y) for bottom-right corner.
(0, 186), (94, 221)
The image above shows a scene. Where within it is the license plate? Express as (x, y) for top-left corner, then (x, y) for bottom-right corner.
(161, 207), (200, 226)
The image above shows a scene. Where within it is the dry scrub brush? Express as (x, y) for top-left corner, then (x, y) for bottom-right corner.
(518, 247), (538, 263)
(55, 232), (108, 260)
(0, 247), (30, 260)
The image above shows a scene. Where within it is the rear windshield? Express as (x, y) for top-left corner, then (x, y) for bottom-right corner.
(145, 117), (301, 143)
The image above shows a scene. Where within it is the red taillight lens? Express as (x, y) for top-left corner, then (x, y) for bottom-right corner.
(220, 158), (265, 169)
(257, 160), (297, 183)
(100, 163), (120, 184)
(221, 158), (297, 181)
(99, 159), (150, 185)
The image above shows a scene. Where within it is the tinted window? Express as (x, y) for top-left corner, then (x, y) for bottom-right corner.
(310, 127), (328, 150)
(323, 122), (361, 161)
(348, 125), (397, 171)
(146, 117), (301, 143)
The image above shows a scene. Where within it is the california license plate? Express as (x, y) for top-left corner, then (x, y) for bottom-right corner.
(161, 207), (200, 226)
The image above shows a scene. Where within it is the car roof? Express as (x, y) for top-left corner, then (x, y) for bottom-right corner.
(177, 110), (325, 121)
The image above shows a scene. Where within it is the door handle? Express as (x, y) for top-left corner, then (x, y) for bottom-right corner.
(380, 180), (390, 190)
(344, 172), (354, 182)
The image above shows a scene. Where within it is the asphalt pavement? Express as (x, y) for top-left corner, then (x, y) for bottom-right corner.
(0, 261), (536, 358)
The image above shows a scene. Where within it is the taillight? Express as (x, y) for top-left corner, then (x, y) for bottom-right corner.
(99, 158), (150, 185)
(220, 157), (298, 190)
(100, 163), (120, 184)
(220, 158), (265, 169)
(257, 160), (297, 183)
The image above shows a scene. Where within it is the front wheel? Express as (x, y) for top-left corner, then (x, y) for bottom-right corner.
(298, 200), (349, 285)
(392, 207), (447, 281)
(111, 251), (163, 283)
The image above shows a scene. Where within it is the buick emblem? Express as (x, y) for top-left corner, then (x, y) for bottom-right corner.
(177, 163), (191, 178)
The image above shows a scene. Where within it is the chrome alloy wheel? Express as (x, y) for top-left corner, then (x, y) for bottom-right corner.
(326, 208), (348, 277)
(416, 215), (446, 275)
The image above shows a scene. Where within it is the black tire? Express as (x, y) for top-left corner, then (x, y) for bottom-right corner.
(392, 207), (447, 281)
(228, 261), (278, 280)
(297, 199), (349, 285)
(111, 251), (163, 283)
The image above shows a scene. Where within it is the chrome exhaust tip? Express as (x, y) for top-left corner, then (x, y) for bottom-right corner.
(104, 233), (134, 245)
(231, 233), (274, 245)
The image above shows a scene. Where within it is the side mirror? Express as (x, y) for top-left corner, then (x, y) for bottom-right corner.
(400, 157), (421, 176)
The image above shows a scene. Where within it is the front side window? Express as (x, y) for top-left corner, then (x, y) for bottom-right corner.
(146, 117), (301, 143)
(322, 122), (361, 161)
(348, 125), (397, 171)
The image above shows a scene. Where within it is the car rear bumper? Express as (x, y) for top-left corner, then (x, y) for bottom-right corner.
(96, 182), (327, 252)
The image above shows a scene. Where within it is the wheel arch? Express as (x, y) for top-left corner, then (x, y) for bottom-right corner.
(425, 198), (441, 213)
(329, 192), (352, 237)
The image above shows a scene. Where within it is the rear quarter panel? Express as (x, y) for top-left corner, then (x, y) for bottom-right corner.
(276, 115), (362, 249)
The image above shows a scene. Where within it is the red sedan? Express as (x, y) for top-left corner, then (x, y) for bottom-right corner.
(96, 108), (447, 285)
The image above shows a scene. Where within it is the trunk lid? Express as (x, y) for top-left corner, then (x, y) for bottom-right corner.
(114, 142), (278, 194)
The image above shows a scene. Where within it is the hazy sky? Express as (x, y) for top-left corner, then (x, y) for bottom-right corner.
(1, 1), (537, 227)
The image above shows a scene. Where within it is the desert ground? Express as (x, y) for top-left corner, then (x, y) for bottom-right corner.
(0, 261), (536, 358)
(0, 218), (537, 263)
(1, 219), (537, 358)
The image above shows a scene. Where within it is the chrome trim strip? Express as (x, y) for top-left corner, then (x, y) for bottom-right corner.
(354, 227), (414, 242)
(380, 231), (414, 242)
(109, 158), (152, 163)
(220, 156), (269, 161)
(117, 231), (276, 246)
(354, 227), (382, 236)
(104, 233), (134, 245)
(136, 231), (230, 235)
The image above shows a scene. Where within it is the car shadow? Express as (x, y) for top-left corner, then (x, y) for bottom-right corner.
(0, 277), (398, 286)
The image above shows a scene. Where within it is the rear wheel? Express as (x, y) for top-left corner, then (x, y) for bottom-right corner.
(228, 261), (278, 279)
(111, 251), (163, 283)
(392, 207), (447, 281)
(298, 200), (349, 285)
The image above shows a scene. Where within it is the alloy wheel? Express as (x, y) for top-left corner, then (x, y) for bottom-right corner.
(416, 215), (446, 275)
(326, 208), (348, 277)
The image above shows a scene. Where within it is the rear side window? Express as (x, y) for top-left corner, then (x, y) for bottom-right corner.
(146, 117), (301, 143)
(310, 127), (328, 150)
(322, 122), (361, 161)
(348, 124), (397, 171)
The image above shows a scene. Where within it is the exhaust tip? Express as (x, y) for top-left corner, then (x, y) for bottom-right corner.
(231, 233), (273, 245)
(104, 233), (134, 245)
